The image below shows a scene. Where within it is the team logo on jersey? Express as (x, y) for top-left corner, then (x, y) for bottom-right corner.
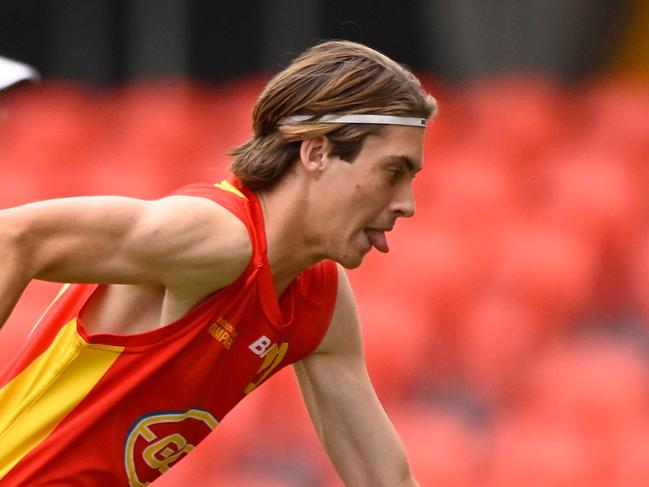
(208, 317), (237, 349)
(124, 408), (218, 486)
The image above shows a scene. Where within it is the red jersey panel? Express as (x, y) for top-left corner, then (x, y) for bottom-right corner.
(0, 178), (338, 486)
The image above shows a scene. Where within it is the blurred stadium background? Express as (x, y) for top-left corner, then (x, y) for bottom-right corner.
(2, 0), (649, 485)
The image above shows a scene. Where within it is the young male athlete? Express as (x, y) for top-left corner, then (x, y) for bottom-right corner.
(0, 40), (437, 486)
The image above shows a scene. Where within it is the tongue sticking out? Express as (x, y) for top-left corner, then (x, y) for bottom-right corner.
(365, 229), (390, 253)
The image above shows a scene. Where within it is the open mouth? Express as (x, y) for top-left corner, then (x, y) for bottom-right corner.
(364, 228), (390, 253)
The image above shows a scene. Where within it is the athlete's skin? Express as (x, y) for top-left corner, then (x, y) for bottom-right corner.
(0, 125), (424, 486)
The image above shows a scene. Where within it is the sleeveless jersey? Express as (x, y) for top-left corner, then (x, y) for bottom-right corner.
(0, 179), (339, 486)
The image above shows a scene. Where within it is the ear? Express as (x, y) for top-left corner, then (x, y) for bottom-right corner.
(299, 136), (332, 175)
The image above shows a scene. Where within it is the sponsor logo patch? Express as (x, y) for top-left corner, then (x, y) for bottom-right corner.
(208, 317), (237, 349)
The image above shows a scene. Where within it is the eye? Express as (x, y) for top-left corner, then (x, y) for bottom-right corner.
(387, 168), (405, 181)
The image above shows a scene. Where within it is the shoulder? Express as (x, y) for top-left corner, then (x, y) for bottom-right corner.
(146, 194), (252, 296)
(154, 193), (249, 240)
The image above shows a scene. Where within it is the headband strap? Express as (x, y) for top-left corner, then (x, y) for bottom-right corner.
(278, 114), (427, 128)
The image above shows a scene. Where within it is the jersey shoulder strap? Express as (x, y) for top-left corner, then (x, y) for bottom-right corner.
(170, 177), (252, 232)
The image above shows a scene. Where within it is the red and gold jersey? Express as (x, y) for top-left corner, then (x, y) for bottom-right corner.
(0, 179), (338, 486)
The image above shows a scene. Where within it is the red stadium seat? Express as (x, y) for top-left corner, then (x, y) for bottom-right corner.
(353, 288), (434, 397)
(349, 225), (486, 389)
(458, 75), (567, 160)
(198, 78), (265, 161)
(416, 72), (463, 154)
(631, 233), (649, 322)
(537, 148), (640, 248)
(608, 419), (649, 487)
(115, 82), (207, 155)
(0, 172), (44, 208)
(514, 338), (649, 446)
(0, 84), (104, 199)
(72, 82), (227, 198)
(484, 412), (596, 487)
(391, 405), (480, 487)
(488, 217), (599, 323)
(535, 148), (640, 317)
(106, 82), (211, 191)
(182, 78), (267, 187)
(153, 468), (289, 487)
(489, 337), (649, 485)
(207, 474), (288, 487)
(418, 147), (518, 233)
(353, 224), (479, 317)
(245, 367), (323, 454)
(576, 75), (649, 156)
(457, 293), (544, 402)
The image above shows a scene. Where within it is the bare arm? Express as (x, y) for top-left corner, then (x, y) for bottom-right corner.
(0, 224), (32, 327)
(0, 194), (250, 329)
(294, 265), (419, 487)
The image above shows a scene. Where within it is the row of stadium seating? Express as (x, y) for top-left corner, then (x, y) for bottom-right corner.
(1, 73), (649, 485)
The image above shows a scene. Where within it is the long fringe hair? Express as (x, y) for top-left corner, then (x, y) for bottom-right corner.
(230, 40), (438, 190)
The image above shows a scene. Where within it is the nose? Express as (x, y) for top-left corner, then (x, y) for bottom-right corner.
(391, 183), (416, 218)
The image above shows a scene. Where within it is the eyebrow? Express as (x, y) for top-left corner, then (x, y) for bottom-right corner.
(386, 155), (422, 174)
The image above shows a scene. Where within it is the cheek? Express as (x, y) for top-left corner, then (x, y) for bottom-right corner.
(350, 180), (390, 211)
(353, 182), (371, 198)
(352, 183), (372, 209)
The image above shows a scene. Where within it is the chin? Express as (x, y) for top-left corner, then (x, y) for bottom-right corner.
(327, 236), (370, 269)
(335, 250), (367, 269)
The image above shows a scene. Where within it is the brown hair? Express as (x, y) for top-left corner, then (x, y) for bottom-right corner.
(230, 40), (437, 190)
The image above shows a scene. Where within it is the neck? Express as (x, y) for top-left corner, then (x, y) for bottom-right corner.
(256, 179), (325, 296)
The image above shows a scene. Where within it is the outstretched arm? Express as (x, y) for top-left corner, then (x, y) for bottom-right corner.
(294, 265), (419, 487)
(0, 194), (250, 329)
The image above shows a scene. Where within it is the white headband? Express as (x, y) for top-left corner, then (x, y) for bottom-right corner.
(278, 114), (427, 127)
